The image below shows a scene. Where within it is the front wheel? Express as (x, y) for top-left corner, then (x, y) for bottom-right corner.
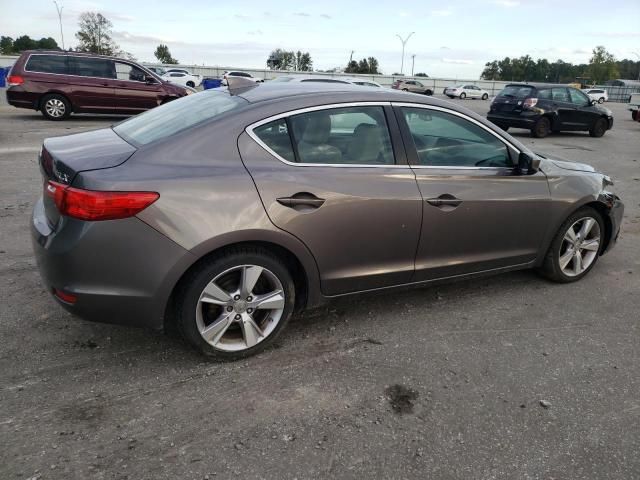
(598, 97), (605, 104)
(186, 81), (195, 88)
(424, 90), (433, 96)
(40, 94), (71, 121)
(176, 247), (295, 359)
(532, 117), (551, 138)
(537, 207), (604, 283)
(482, 93), (489, 100)
(459, 92), (466, 99)
(589, 118), (607, 138)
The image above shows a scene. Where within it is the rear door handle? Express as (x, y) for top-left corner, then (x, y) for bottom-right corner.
(426, 195), (462, 208)
(277, 193), (325, 210)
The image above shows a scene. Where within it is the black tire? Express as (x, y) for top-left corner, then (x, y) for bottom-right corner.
(447, 95), (454, 99)
(598, 97), (605, 104)
(402, 88), (409, 92)
(589, 117), (607, 138)
(632, 111), (638, 121)
(186, 81), (195, 88)
(532, 117), (551, 138)
(176, 247), (295, 360)
(482, 93), (489, 100)
(424, 89), (433, 96)
(459, 92), (466, 99)
(537, 207), (604, 283)
(40, 93), (71, 121)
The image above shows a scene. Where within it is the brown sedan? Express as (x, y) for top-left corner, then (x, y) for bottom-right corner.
(31, 81), (623, 359)
(392, 79), (433, 95)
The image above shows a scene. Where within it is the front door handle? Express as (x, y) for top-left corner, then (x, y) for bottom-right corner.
(277, 193), (325, 210)
(426, 194), (462, 209)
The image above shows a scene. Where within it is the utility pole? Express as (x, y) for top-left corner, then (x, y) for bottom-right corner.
(395, 32), (414, 75)
(53, 1), (65, 50)
(411, 54), (416, 76)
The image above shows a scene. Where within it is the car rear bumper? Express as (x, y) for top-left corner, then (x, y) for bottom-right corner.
(6, 88), (38, 110)
(31, 197), (196, 331)
(487, 112), (539, 129)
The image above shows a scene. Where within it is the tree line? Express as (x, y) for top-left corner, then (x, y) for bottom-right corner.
(481, 46), (639, 84)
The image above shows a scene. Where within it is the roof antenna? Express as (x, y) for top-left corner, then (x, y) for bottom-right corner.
(227, 76), (260, 95)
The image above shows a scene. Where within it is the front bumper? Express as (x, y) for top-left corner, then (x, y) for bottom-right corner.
(600, 192), (624, 254)
(31, 197), (195, 330)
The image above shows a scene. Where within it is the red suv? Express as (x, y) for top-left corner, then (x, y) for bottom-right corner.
(6, 50), (189, 120)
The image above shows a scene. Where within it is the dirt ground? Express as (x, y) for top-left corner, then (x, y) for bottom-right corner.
(1, 93), (639, 480)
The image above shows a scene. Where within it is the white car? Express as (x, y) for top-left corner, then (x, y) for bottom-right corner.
(270, 75), (352, 85)
(444, 84), (490, 100)
(583, 88), (608, 104)
(222, 71), (263, 86)
(628, 93), (640, 121)
(343, 78), (383, 88)
(161, 69), (202, 88)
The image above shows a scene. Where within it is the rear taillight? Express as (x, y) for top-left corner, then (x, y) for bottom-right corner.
(53, 288), (77, 304)
(46, 181), (159, 221)
(7, 75), (24, 86)
(523, 97), (538, 109)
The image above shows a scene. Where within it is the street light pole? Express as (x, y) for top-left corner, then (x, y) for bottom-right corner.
(395, 32), (414, 74)
(411, 54), (416, 76)
(53, 1), (65, 50)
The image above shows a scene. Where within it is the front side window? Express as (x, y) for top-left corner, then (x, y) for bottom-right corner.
(402, 107), (511, 168)
(568, 88), (590, 105)
(25, 55), (68, 74)
(115, 62), (146, 82)
(254, 106), (395, 165)
(551, 88), (570, 102)
(72, 58), (114, 78)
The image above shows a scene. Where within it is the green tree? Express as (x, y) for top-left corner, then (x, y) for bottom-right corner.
(0, 36), (14, 54)
(480, 60), (500, 80)
(293, 50), (313, 71)
(367, 57), (380, 74)
(75, 12), (119, 55)
(154, 44), (178, 64)
(13, 35), (37, 52)
(588, 46), (619, 83)
(415, 72), (428, 77)
(267, 48), (297, 70)
(345, 56), (381, 74)
(36, 37), (59, 49)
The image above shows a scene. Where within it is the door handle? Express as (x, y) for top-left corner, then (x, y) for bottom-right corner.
(426, 194), (462, 208)
(277, 193), (325, 210)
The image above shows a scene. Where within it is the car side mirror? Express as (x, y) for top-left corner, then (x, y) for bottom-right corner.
(517, 152), (540, 175)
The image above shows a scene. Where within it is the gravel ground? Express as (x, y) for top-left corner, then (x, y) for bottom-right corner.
(1, 92), (639, 480)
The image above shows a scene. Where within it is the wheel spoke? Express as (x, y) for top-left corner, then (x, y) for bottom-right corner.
(241, 266), (263, 297)
(564, 227), (577, 243)
(240, 313), (263, 348)
(201, 312), (234, 344)
(200, 281), (232, 305)
(579, 218), (595, 238)
(573, 251), (584, 275)
(559, 249), (574, 270)
(581, 239), (600, 252)
(252, 290), (285, 310)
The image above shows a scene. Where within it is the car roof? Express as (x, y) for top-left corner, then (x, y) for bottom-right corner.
(505, 82), (573, 89)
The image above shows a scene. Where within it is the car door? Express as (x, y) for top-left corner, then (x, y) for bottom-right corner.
(113, 61), (163, 112)
(549, 87), (577, 129)
(238, 103), (423, 295)
(394, 103), (551, 281)
(567, 87), (598, 128)
(412, 81), (424, 93)
(68, 56), (116, 112)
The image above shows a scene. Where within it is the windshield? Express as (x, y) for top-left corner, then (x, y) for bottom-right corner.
(113, 90), (248, 146)
(499, 85), (534, 98)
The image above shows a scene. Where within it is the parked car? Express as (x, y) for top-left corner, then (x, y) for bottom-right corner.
(5, 50), (189, 120)
(161, 69), (202, 88)
(146, 66), (167, 76)
(628, 93), (640, 120)
(582, 88), (608, 103)
(391, 79), (433, 95)
(270, 75), (352, 84)
(444, 84), (490, 100)
(222, 71), (263, 86)
(343, 78), (383, 88)
(32, 82), (623, 359)
(487, 83), (613, 138)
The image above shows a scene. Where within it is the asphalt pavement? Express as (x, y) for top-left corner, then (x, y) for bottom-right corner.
(1, 92), (638, 480)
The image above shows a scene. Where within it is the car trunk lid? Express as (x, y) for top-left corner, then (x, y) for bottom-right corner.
(40, 128), (137, 226)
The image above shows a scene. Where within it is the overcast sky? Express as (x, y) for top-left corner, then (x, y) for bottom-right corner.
(1, 0), (639, 78)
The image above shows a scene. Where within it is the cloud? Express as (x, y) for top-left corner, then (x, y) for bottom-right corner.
(431, 9), (453, 16)
(440, 46), (451, 50)
(320, 14), (332, 19)
(442, 58), (474, 65)
(247, 30), (263, 36)
(234, 14), (250, 19)
(492, 0), (520, 6)
(293, 12), (311, 17)
(572, 48), (590, 54)
(585, 31), (640, 38)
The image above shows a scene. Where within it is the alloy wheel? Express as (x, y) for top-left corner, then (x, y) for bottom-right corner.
(195, 265), (285, 352)
(45, 99), (65, 118)
(558, 216), (601, 277)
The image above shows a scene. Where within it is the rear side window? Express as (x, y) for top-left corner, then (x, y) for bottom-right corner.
(499, 85), (534, 98)
(253, 120), (295, 162)
(113, 90), (247, 146)
(537, 89), (552, 99)
(25, 55), (68, 74)
(551, 88), (569, 102)
(71, 58), (114, 78)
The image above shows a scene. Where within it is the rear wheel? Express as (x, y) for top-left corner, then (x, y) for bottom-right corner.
(482, 93), (489, 100)
(538, 207), (604, 283)
(532, 117), (551, 138)
(176, 247), (295, 359)
(459, 92), (466, 99)
(598, 97), (605, 104)
(589, 118), (607, 138)
(186, 81), (195, 88)
(40, 94), (71, 121)
(402, 88), (409, 92)
(424, 89), (433, 96)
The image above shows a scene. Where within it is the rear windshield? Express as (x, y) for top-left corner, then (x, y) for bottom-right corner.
(498, 85), (534, 98)
(113, 90), (248, 146)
